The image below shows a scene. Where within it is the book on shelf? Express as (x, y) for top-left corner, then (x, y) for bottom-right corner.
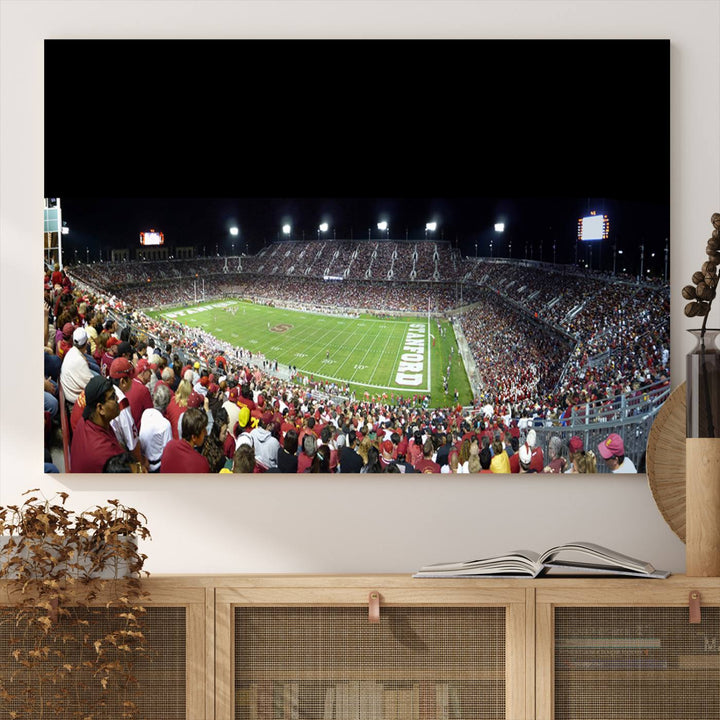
(677, 654), (720, 670)
(323, 686), (335, 720)
(330, 681), (384, 720)
(413, 541), (671, 578)
(557, 657), (669, 670)
(282, 682), (299, 720)
(556, 637), (662, 649)
(435, 683), (449, 720)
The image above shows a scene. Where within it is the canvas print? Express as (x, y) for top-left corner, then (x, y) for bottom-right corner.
(42, 40), (670, 475)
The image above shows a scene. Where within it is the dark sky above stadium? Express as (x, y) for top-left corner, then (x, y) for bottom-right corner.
(47, 40), (670, 276)
(58, 195), (669, 276)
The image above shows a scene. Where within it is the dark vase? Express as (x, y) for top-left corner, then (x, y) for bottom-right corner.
(686, 328), (720, 438)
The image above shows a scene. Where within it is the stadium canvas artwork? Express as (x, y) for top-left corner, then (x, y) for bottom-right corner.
(43, 40), (670, 475)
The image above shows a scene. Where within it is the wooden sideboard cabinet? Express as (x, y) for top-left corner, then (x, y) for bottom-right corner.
(2, 574), (719, 719)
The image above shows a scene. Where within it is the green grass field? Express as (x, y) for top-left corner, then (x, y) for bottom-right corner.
(148, 300), (472, 405)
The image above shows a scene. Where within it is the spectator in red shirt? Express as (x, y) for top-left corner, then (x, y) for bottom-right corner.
(100, 336), (120, 377)
(236, 383), (256, 413)
(160, 407), (210, 473)
(126, 358), (154, 430)
(51, 263), (63, 288)
(297, 434), (317, 473)
(56, 322), (75, 361)
(415, 439), (441, 474)
(70, 375), (127, 473)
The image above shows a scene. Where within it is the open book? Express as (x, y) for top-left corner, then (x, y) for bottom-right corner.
(414, 541), (671, 579)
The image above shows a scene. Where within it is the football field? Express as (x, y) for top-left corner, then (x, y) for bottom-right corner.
(148, 300), (472, 404)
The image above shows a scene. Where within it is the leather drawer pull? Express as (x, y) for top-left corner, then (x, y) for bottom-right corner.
(368, 591), (380, 623)
(689, 590), (702, 624)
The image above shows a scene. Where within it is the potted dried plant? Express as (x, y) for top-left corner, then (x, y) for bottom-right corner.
(0, 490), (151, 718)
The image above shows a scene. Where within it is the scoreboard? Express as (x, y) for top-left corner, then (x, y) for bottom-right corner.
(140, 229), (164, 246)
(577, 212), (609, 241)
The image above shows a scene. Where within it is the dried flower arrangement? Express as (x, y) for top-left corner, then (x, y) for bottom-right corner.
(683, 213), (720, 438)
(682, 212), (720, 323)
(0, 490), (151, 719)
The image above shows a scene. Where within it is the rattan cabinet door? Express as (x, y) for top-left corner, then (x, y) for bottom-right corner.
(216, 578), (529, 720)
(536, 580), (720, 720)
(0, 605), (188, 719)
(554, 606), (720, 719)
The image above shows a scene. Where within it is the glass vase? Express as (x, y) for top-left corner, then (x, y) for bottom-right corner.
(686, 328), (720, 438)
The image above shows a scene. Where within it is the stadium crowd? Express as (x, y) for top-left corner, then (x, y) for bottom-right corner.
(45, 241), (669, 474)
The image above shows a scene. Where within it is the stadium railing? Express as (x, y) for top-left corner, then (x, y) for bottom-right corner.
(526, 381), (671, 473)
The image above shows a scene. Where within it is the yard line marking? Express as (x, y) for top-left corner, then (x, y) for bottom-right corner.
(301, 318), (358, 368)
(349, 322), (389, 383)
(331, 322), (380, 380)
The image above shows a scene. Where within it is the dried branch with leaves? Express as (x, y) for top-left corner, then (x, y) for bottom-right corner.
(0, 491), (151, 719)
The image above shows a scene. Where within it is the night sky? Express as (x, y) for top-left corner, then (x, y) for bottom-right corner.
(46, 40), (670, 276)
(57, 195), (669, 277)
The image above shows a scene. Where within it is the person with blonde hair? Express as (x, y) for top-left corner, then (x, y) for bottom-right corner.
(165, 377), (192, 440)
(467, 442), (482, 473)
(457, 439), (472, 473)
(357, 436), (374, 466)
(571, 450), (598, 474)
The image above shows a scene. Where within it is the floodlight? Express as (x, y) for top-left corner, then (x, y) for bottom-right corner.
(282, 224), (291, 235)
(494, 223), (505, 232)
(319, 223), (328, 232)
(377, 221), (388, 231)
(425, 222), (437, 232)
(229, 227), (239, 236)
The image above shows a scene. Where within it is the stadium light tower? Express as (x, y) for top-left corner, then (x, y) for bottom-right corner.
(229, 227), (239, 256)
(425, 222), (437, 240)
(282, 224), (291, 240)
(639, 243), (645, 282)
(493, 222), (504, 259)
(318, 222), (328, 241)
(377, 221), (389, 239)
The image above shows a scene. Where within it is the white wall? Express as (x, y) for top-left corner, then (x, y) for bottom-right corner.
(1, 1), (718, 575)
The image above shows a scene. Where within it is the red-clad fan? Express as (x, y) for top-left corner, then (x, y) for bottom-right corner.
(70, 375), (127, 473)
(100, 336), (121, 377)
(160, 407), (210, 473)
(125, 357), (154, 429)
